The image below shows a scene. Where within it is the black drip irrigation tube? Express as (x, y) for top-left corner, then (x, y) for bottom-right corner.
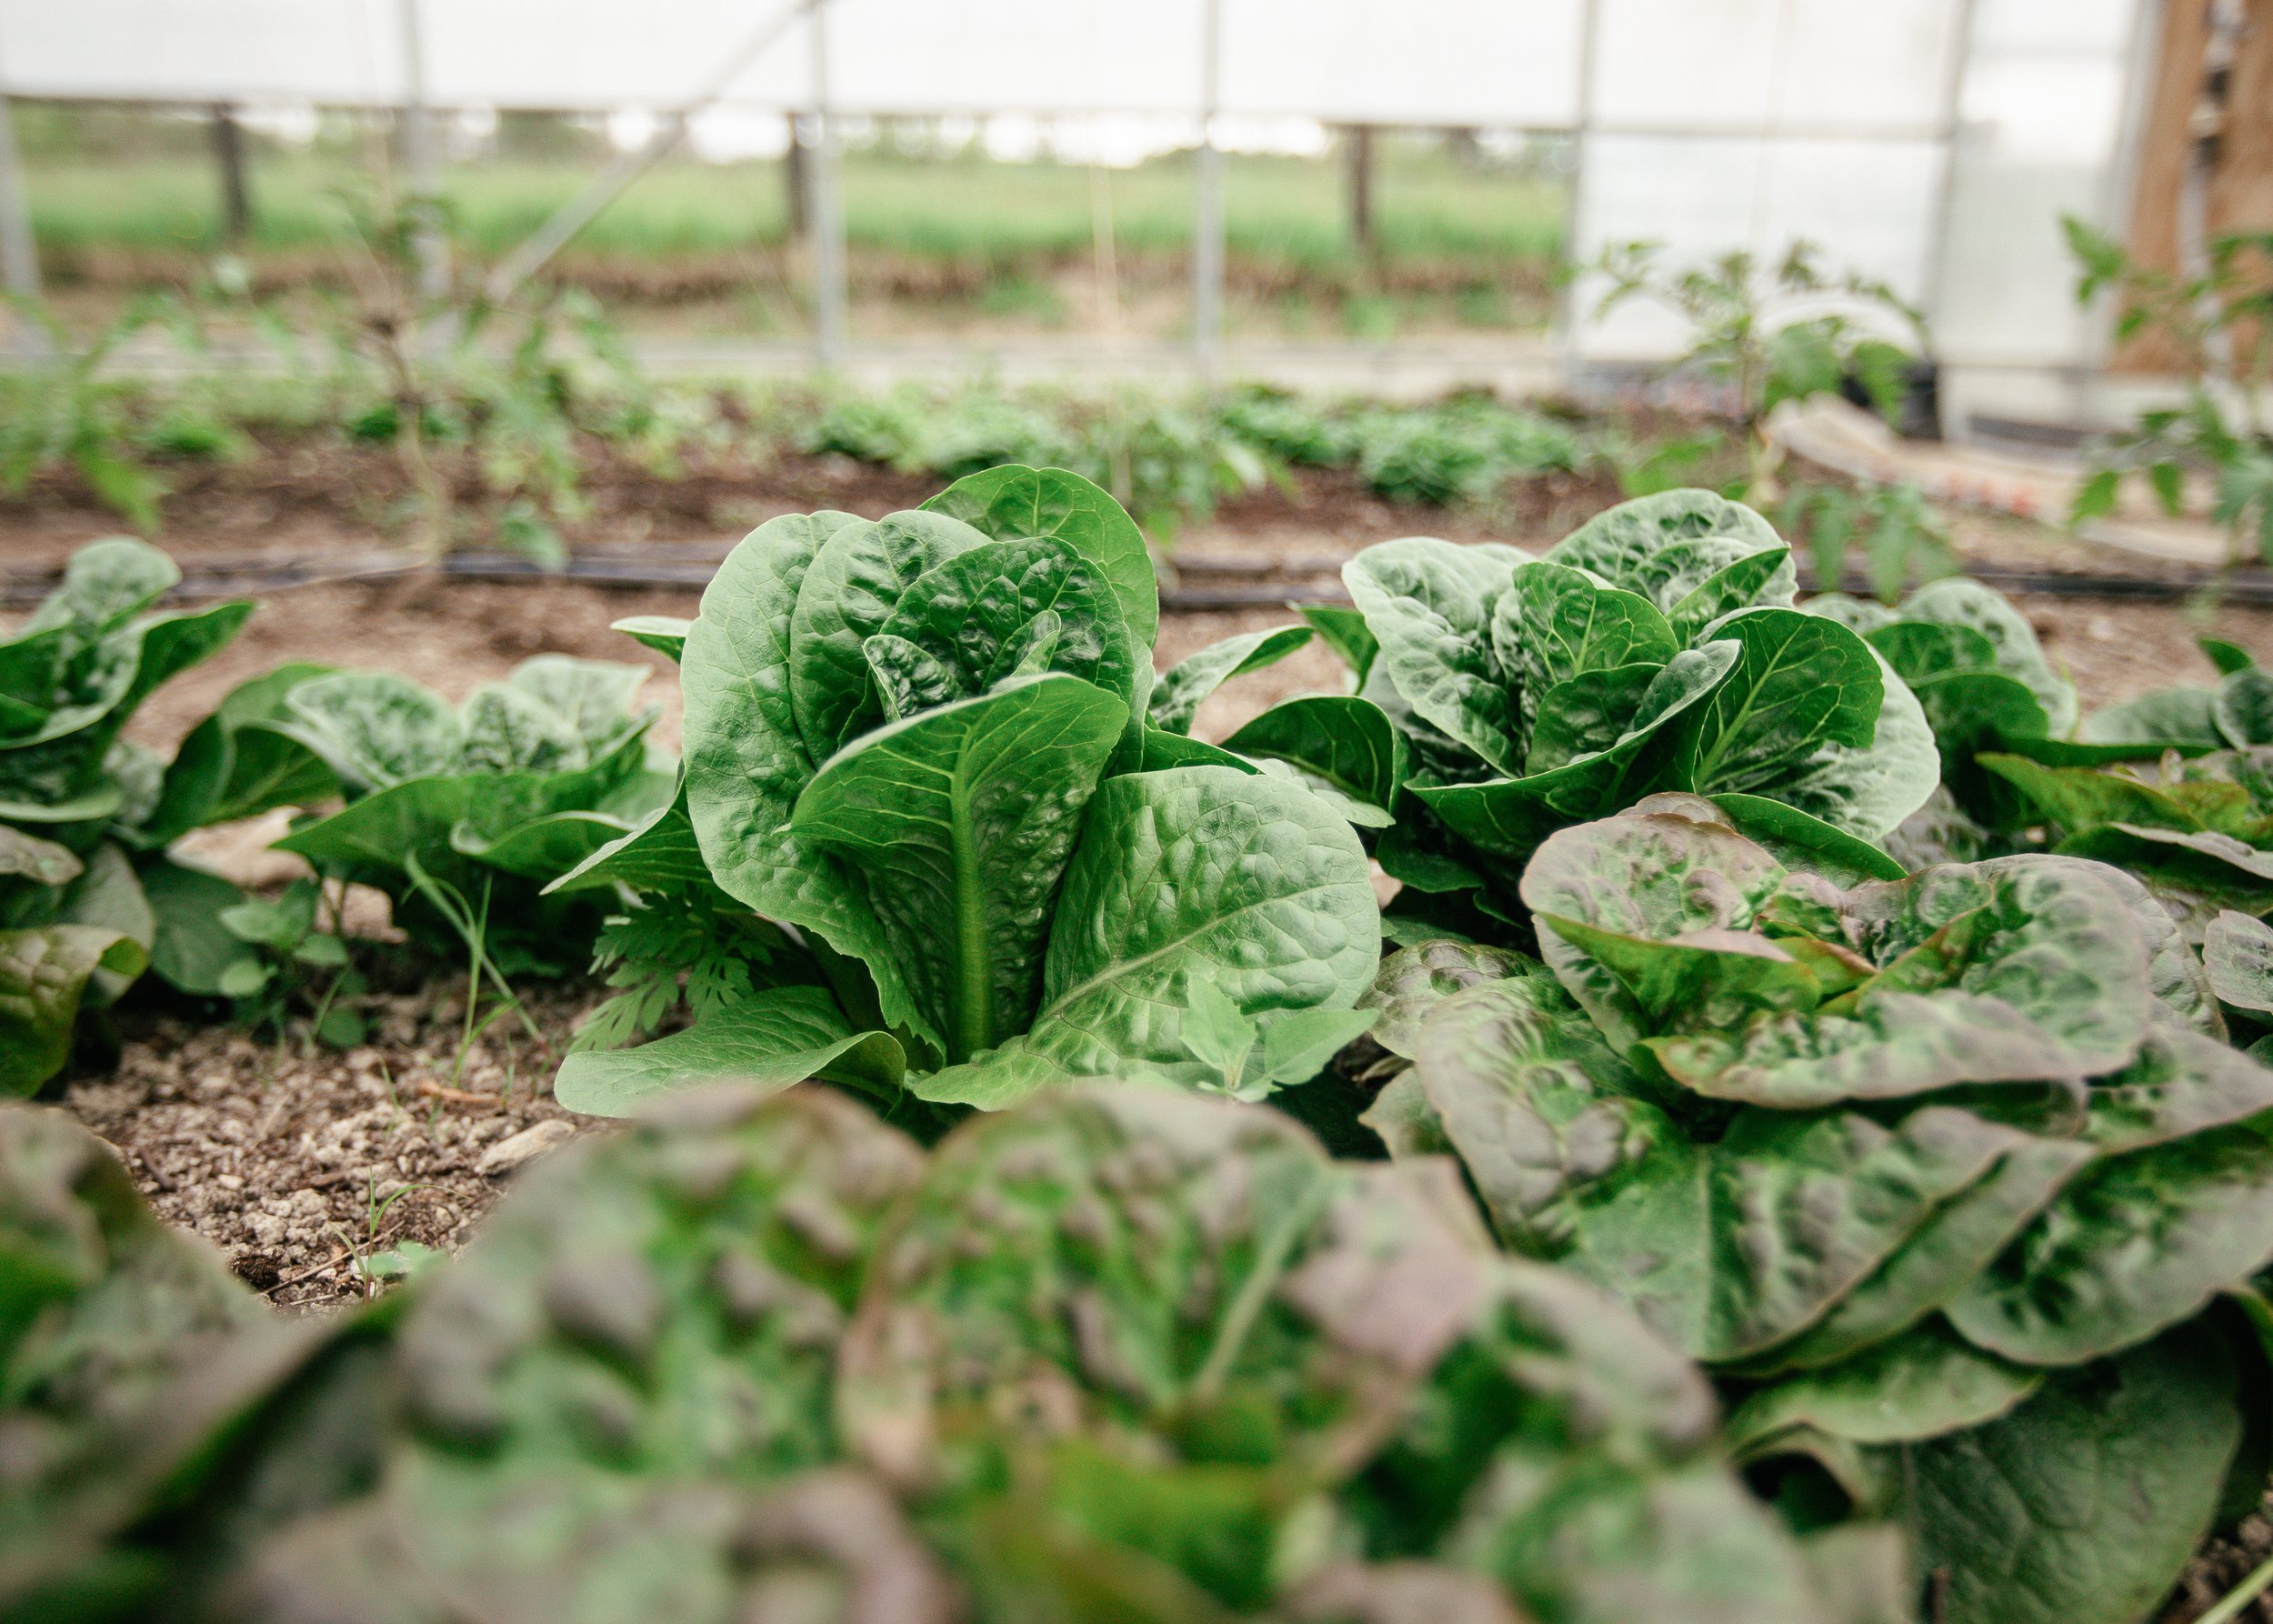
(9, 548), (2273, 613)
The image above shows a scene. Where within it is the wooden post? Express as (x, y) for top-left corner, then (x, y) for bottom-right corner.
(2209, 0), (2273, 236)
(210, 104), (253, 242)
(2117, 0), (2214, 371)
(1346, 124), (1376, 250)
(0, 33), (40, 306)
(784, 111), (809, 241)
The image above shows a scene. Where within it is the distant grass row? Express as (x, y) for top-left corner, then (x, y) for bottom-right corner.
(25, 147), (1566, 275)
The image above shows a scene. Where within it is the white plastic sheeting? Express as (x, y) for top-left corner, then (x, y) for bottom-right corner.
(0, 0), (1585, 123)
(0, 0), (2156, 382)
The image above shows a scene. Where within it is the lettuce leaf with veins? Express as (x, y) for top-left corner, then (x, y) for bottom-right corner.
(562, 468), (1379, 1118)
(270, 655), (673, 974)
(1234, 493), (1936, 917)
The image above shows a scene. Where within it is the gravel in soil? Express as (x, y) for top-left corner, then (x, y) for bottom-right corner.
(61, 977), (585, 1312)
(20, 462), (2273, 1618)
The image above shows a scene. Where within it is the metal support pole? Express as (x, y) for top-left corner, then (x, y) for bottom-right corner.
(210, 104), (253, 242)
(1555, 0), (1604, 380)
(0, 36), (39, 304)
(1192, 0), (1226, 373)
(486, 0), (811, 303)
(807, 0), (846, 367)
(396, 0), (448, 299)
(1917, 0), (1979, 334)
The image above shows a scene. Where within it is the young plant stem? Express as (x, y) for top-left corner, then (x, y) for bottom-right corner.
(2198, 1554), (2273, 1624)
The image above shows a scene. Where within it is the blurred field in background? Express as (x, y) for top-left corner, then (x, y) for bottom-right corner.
(15, 105), (1567, 339)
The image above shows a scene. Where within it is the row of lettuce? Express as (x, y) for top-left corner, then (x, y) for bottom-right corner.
(12, 471), (2273, 1624)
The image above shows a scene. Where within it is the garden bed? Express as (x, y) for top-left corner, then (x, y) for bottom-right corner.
(16, 465), (2273, 1624)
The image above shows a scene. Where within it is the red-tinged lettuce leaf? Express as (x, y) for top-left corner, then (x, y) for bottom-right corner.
(836, 1088), (1496, 1499)
(2058, 821), (2273, 939)
(1647, 859), (2150, 1108)
(1358, 939), (1540, 1060)
(1398, 977), (2042, 1366)
(1725, 1318), (2044, 1467)
(2207, 907), (2273, 1015)
(1947, 1029), (2273, 1365)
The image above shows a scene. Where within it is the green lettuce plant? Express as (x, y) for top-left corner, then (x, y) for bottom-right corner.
(1, 1084), (1902, 1624)
(554, 466), (1382, 1118)
(265, 656), (674, 976)
(1367, 794), (2273, 1624)
(0, 537), (256, 1093)
(1237, 489), (1938, 927)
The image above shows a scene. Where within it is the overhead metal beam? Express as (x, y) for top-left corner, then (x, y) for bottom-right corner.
(484, 0), (813, 304)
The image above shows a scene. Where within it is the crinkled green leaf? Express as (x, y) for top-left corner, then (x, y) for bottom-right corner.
(788, 510), (990, 759)
(1760, 643), (1939, 842)
(141, 662), (336, 846)
(1343, 537), (1530, 774)
(681, 511), (937, 1053)
(1359, 939), (1538, 1060)
(458, 681), (586, 776)
(791, 675), (1127, 1064)
(1149, 624), (1312, 735)
(553, 986), (907, 1117)
(920, 463), (1159, 647)
(280, 670), (462, 793)
(0, 599), (252, 807)
(0, 925), (148, 1097)
(1665, 545), (1800, 644)
(1542, 490), (1785, 614)
(1898, 1326), (2239, 1624)
(916, 765), (1378, 1105)
(1492, 559), (1677, 735)
(1523, 662), (1666, 775)
(1891, 576), (2078, 736)
(1704, 792), (1906, 885)
(1414, 641), (1739, 877)
(1224, 696), (1406, 818)
(1673, 609), (1882, 797)
(2218, 666), (2273, 747)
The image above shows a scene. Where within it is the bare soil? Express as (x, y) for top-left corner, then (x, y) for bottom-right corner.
(16, 458), (2273, 1620)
